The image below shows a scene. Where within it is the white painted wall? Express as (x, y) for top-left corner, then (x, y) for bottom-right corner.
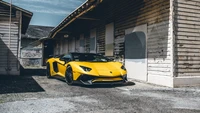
(125, 24), (148, 81)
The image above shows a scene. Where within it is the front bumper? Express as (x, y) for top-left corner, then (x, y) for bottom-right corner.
(77, 74), (127, 85)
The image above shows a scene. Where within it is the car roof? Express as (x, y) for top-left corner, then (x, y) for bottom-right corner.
(70, 52), (99, 55)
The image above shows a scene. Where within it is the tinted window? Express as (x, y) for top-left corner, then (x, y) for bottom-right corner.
(71, 53), (110, 62)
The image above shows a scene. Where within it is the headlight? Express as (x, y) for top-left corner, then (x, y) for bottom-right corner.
(121, 65), (126, 71)
(80, 66), (92, 72)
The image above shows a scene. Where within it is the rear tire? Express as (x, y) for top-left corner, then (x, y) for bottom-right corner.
(65, 66), (74, 85)
(46, 63), (52, 78)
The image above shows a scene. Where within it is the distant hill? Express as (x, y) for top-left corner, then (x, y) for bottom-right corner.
(22, 25), (54, 39)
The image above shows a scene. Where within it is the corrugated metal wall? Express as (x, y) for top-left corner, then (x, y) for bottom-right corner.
(0, 7), (20, 75)
(175, 0), (200, 77)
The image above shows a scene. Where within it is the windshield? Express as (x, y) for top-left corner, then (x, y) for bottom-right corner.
(71, 53), (111, 62)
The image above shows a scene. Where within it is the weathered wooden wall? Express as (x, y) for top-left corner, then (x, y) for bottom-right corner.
(175, 0), (200, 77)
(53, 0), (171, 77)
(0, 5), (21, 75)
(96, 23), (105, 54)
(88, 0), (171, 76)
(112, 0), (171, 77)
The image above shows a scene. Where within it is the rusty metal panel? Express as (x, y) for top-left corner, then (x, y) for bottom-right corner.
(174, 0), (200, 77)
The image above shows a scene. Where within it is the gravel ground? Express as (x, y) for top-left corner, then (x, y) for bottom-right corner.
(0, 75), (200, 113)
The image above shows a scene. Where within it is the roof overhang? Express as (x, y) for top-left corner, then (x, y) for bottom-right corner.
(0, 0), (33, 34)
(48, 0), (103, 39)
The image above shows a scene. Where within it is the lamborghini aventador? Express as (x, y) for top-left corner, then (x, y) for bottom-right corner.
(46, 52), (127, 85)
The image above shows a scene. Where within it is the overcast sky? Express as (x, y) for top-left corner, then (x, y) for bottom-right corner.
(3, 0), (85, 27)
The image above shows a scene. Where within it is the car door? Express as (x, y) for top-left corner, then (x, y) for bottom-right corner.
(56, 54), (72, 77)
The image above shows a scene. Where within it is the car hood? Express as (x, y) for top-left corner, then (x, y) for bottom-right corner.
(74, 62), (124, 76)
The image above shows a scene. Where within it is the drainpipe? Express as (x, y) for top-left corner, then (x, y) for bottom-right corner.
(9, 0), (12, 48)
(17, 11), (22, 71)
(170, 0), (175, 85)
(7, 0), (12, 74)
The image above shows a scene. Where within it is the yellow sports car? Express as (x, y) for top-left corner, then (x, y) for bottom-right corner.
(46, 52), (127, 85)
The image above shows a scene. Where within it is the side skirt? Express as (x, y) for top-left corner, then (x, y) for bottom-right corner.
(52, 75), (65, 81)
(51, 75), (80, 84)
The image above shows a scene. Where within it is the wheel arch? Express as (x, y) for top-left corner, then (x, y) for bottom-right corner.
(66, 62), (82, 81)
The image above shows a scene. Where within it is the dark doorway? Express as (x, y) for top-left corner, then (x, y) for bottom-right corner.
(43, 39), (54, 66)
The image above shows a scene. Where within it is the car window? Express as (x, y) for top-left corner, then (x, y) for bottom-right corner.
(72, 53), (110, 62)
(61, 54), (72, 60)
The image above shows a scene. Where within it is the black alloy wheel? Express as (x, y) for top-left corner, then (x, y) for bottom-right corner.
(46, 63), (52, 78)
(65, 66), (74, 85)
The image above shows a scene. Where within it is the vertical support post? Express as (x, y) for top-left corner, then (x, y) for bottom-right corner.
(17, 11), (22, 71)
(169, 0), (175, 78)
(7, 0), (12, 74)
(9, 0), (12, 48)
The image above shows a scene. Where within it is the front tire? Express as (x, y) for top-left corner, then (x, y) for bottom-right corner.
(46, 63), (52, 78)
(65, 66), (74, 85)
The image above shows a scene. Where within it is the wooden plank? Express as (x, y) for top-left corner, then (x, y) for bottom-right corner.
(176, 19), (200, 26)
(176, 40), (200, 45)
(148, 59), (171, 63)
(177, 73), (200, 76)
(177, 24), (200, 29)
(176, 36), (200, 41)
(177, 60), (200, 64)
(176, 32), (200, 37)
(176, 56), (200, 61)
(148, 71), (171, 76)
(148, 67), (171, 72)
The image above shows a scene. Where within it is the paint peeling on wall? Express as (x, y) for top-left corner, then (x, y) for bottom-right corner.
(21, 49), (42, 58)
(21, 46), (43, 68)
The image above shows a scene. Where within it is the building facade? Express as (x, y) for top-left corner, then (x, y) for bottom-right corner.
(0, 1), (32, 75)
(46, 0), (200, 87)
